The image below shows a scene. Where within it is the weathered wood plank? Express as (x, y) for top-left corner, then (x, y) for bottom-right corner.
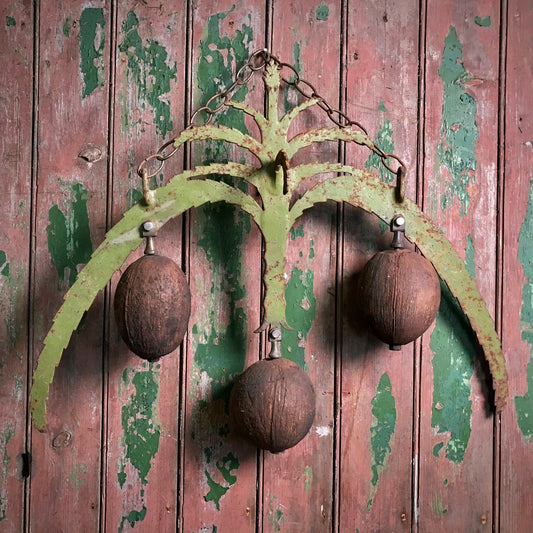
(418, 1), (500, 530)
(28, 2), (110, 530)
(261, 2), (340, 531)
(103, 2), (187, 531)
(339, 1), (420, 531)
(180, 2), (265, 531)
(500, 0), (533, 530)
(0, 1), (34, 530)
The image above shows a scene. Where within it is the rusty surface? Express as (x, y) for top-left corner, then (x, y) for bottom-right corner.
(114, 254), (191, 359)
(229, 357), (315, 453)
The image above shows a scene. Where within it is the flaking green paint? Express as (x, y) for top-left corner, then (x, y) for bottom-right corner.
(303, 465), (313, 492)
(193, 10), (252, 509)
(432, 492), (448, 516)
(0, 424), (14, 522)
(267, 496), (286, 532)
(365, 100), (395, 183)
(192, 7), (252, 405)
(79, 8), (105, 98)
(290, 224), (305, 240)
(474, 16), (492, 27)
(437, 27), (478, 215)
(282, 266), (316, 370)
(367, 373), (396, 511)
(0, 251), (23, 347)
(63, 17), (71, 37)
(118, 364), (160, 529)
(283, 40), (303, 113)
(465, 234), (476, 278)
(204, 452), (239, 510)
(47, 182), (93, 288)
(514, 176), (533, 439)
(119, 11), (177, 137)
(316, 3), (330, 21)
(431, 282), (475, 463)
(6, 16), (15, 27)
(119, 506), (147, 533)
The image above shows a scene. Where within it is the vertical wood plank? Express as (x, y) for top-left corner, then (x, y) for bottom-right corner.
(28, 2), (110, 530)
(418, 1), (500, 530)
(0, 1), (33, 530)
(104, 2), (187, 531)
(181, 2), (265, 531)
(261, 2), (341, 531)
(500, 0), (533, 530)
(339, 1), (420, 530)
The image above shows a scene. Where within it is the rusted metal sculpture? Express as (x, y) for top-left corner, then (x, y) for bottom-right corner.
(30, 49), (508, 433)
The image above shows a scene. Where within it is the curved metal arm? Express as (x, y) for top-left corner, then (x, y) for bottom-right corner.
(291, 169), (508, 411)
(30, 167), (265, 430)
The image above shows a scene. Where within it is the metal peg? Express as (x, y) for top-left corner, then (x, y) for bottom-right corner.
(390, 215), (405, 249)
(267, 327), (282, 359)
(142, 220), (157, 255)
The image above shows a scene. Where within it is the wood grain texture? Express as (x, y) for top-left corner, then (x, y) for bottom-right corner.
(339, 1), (420, 530)
(28, 2), (110, 531)
(0, 1), (33, 530)
(261, 2), (340, 531)
(499, 0), (533, 531)
(104, 2), (187, 531)
(418, 1), (500, 530)
(180, 2), (264, 531)
(3, 0), (532, 530)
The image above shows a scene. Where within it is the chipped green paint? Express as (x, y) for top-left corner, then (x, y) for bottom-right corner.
(367, 373), (396, 511)
(365, 99), (395, 183)
(119, 506), (147, 533)
(63, 17), (71, 37)
(474, 15), (492, 27)
(0, 251), (9, 277)
(283, 40), (303, 114)
(47, 182), (93, 288)
(267, 496), (286, 532)
(433, 441), (444, 458)
(6, 15), (15, 27)
(290, 224), (305, 240)
(118, 364), (160, 486)
(118, 363), (160, 529)
(282, 266), (316, 370)
(303, 465), (313, 492)
(431, 282), (475, 463)
(316, 3), (330, 21)
(0, 424), (14, 522)
(465, 234), (476, 278)
(204, 452), (239, 510)
(431, 492), (448, 516)
(79, 8), (105, 98)
(437, 27), (478, 215)
(0, 251), (24, 347)
(192, 7), (253, 406)
(515, 177), (533, 439)
(119, 11), (177, 137)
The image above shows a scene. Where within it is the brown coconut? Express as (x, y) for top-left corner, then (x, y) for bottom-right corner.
(357, 248), (441, 347)
(229, 358), (315, 453)
(114, 254), (191, 360)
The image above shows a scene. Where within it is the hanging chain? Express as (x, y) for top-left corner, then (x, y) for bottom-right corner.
(137, 48), (406, 193)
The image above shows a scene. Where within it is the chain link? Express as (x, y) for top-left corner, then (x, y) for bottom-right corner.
(137, 48), (406, 185)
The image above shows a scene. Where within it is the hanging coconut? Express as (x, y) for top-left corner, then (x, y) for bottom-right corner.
(357, 248), (441, 349)
(229, 357), (315, 453)
(114, 254), (191, 360)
